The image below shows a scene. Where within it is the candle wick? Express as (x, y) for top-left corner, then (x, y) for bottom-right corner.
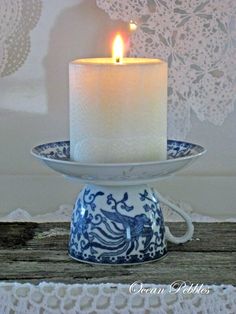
(116, 57), (120, 63)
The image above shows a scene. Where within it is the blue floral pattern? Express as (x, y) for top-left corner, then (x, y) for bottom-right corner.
(69, 187), (167, 264)
(139, 190), (165, 253)
(32, 140), (203, 161)
(32, 141), (70, 160)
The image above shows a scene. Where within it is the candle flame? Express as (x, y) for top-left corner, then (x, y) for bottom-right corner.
(112, 34), (124, 64)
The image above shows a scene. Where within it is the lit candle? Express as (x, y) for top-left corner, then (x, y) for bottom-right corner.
(69, 34), (167, 163)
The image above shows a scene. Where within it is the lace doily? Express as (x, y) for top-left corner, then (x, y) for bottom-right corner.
(97, 0), (236, 138)
(1, 199), (236, 223)
(0, 0), (42, 77)
(0, 282), (235, 314)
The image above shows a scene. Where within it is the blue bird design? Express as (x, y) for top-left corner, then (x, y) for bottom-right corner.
(91, 209), (153, 257)
(100, 209), (151, 240)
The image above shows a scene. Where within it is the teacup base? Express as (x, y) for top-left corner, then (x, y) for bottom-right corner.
(68, 251), (168, 265)
(69, 184), (168, 265)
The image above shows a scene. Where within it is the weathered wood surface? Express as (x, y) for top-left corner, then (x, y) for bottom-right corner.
(0, 222), (235, 285)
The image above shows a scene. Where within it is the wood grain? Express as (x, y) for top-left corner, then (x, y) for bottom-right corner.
(0, 222), (235, 285)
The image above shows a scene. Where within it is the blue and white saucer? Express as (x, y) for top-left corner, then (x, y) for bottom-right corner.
(31, 140), (205, 186)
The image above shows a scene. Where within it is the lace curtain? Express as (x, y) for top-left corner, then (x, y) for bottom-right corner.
(0, 0), (42, 77)
(97, 0), (236, 138)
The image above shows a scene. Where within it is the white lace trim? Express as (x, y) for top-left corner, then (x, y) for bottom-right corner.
(96, 0), (236, 138)
(0, 282), (235, 314)
(1, 200), (235, 223)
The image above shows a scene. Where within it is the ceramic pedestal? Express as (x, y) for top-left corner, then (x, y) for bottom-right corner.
(68, 184), (194, 264)
(31, 140), (205, 265)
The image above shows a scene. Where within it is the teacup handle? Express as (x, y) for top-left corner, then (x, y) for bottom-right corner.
(154, 190), (194, 244)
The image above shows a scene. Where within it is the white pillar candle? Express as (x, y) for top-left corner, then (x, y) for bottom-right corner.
(69, 37), (167, 163)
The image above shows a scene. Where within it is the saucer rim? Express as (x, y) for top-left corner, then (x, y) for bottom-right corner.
(31, 139), (206, 167)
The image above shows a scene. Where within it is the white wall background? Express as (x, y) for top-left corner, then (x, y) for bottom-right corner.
(0, 0), (235, 218)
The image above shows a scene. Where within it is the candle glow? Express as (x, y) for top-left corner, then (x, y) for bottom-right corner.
(112, 34), (124, 64)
